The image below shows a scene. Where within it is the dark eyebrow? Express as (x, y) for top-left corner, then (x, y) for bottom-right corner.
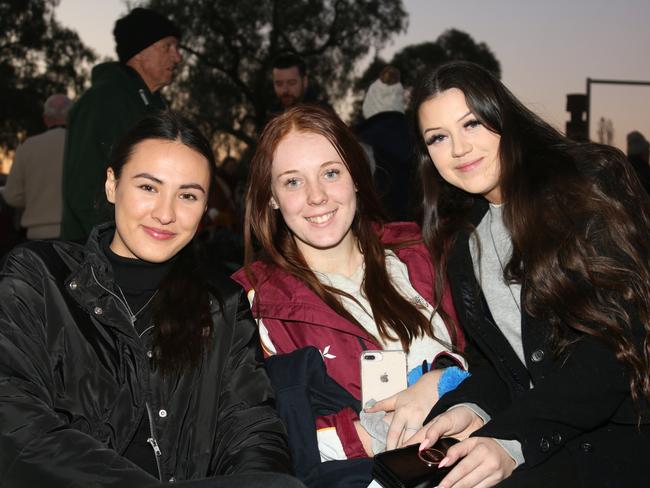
(133, 173), (162, 184)
(132, 173), (206, 193)
(422, 110), (473, 135)
(179, 183), (206, 193)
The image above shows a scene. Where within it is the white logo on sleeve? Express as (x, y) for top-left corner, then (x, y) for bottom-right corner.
(320, 345), (336, 359)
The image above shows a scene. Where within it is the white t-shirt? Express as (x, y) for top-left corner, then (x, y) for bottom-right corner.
(315, 251), (465, 373)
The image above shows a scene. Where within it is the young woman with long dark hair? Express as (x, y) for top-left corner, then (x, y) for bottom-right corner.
(0, 111), (301, 488)
(232, 105), (467, 474)
(409, 61), (650, 487)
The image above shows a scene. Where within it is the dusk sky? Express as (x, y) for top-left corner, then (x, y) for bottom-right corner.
(57, 0), (650, 151)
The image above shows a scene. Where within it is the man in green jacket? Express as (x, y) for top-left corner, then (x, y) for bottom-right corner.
(61, 8), (181, 242)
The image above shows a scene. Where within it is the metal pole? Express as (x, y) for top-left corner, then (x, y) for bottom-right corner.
(588, 79), (650, 86)
(586, 78), (591, 141)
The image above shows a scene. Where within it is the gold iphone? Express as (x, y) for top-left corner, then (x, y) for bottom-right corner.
(360, 350), (407, 407)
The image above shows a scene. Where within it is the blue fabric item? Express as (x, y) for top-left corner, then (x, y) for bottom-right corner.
(407, 360), (428, 386)
(438, 366), (471, 397)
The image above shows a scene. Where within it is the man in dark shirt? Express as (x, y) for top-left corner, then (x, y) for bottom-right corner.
(269, 53), (333, 117)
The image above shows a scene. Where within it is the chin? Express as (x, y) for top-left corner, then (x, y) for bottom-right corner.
(138, 253), (173, 264)
(136, 245), (182, 264)
(308, 236), (347, 250)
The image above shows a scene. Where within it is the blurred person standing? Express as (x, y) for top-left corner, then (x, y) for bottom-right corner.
(269, 53), (332, 117)
(272, 53), (309, 110)
(2, 94), (72, 239)
(61, 7), (181, 242)
(627, 130), (650, 194)
(356, 66), (415, 221)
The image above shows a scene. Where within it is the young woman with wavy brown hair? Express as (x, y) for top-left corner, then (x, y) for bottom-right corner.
(409, 61), (650, 488)
(232, 105), (468, 477)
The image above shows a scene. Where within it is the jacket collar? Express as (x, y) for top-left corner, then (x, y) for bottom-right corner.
(66, 223), (135, 332)
(469, 197), (490, 227)
(243, 261), (377, 341)
(91, 62), (165, 107)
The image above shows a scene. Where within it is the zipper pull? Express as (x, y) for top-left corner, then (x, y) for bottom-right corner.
(147, 437), (162, 456)
(138, 89), (150, 106)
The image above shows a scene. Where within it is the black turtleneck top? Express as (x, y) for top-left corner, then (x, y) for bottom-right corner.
(101, 232), (174, 478)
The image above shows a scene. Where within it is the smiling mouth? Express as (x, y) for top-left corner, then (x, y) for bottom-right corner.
(143, 226), (177, 240)
(305, 209), (336, 224)
(456, 157), (483, 172)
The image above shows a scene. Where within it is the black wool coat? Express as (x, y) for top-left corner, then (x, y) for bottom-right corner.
(426, 198), (650, 488)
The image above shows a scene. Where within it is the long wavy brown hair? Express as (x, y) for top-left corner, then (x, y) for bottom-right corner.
(244, 104), (450, 351)
(411, 61), (650, 406)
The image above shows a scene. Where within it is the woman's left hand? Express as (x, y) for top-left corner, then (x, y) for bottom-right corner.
(435, 437), (516, 488)
(365, 368), (444, 450)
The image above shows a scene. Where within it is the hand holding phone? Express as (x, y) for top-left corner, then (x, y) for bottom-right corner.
(372, 437), (459, 488)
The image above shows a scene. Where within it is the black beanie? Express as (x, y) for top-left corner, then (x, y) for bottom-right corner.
(113, 8), (181, 63)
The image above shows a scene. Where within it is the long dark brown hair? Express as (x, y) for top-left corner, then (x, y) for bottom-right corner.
(244, 104), (445, 350)
(109, 111), (218, 375)
(412, 61), (650, 405)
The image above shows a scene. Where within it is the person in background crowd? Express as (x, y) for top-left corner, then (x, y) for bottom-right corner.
(269, 53), (332, 117)
(219, 156), (240, 197)
(626, 130), (650, 194)
(201, 155), (245, 273)
(233, 105), (467, 486)
(0, 111), (300, 488)
(356, 66), (416, 221)
(2, 94), (72, 239)
(410, 61), (650, 488)
(61, 7), (182, 242)
(272, 53), (309, 110)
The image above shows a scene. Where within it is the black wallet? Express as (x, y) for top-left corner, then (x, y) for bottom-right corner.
(372, 438), (459, 488)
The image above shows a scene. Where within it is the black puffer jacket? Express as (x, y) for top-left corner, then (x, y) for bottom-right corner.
(0, 224), (291, 487)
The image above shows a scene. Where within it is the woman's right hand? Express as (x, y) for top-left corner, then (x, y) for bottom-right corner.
(409, 406), (485, 449)
(365, 369), (444, 449)
(411, 408), (515, 488)
(407, 407), (517, 488)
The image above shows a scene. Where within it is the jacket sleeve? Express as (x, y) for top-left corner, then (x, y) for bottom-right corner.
(315, 408), (367, 460)
(472, 333), (632, 467)
(425, 344), (511, 423)
(427, 315), (638, 469)
(210, 288), (292, 475)
(0, 249), (157, 487)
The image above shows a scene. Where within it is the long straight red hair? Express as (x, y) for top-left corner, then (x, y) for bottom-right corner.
(243, 105), (446, 350)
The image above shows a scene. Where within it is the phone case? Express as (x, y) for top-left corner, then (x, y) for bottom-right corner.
(360, 350), (407, 407)
(372, 438), (459, 488)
